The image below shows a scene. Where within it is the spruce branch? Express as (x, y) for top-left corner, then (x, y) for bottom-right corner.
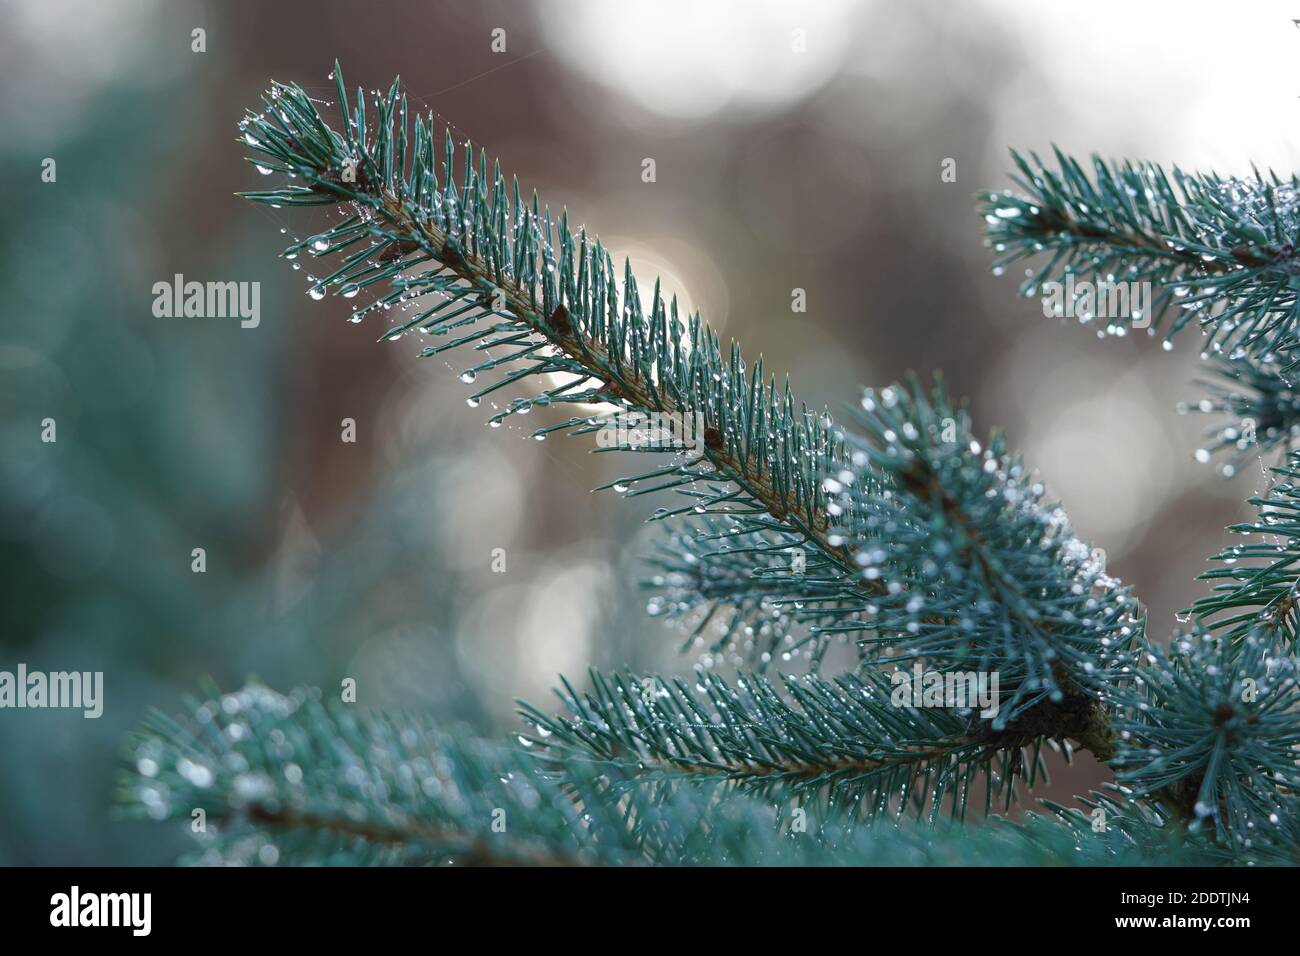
(238, 64), (879, 666)
(1111, 632), (1300, 852)
(521, 668), (1050, 821)
(982, 148), (1300, 365)
(120, 683), (649, 866)
(1192, 450), (1300, 649)
(1180, 358), (1300, 475)
(825, 376), (1143, 734)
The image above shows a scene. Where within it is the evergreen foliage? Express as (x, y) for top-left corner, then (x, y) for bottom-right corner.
(521, 668), (1025, 820)
(123, 682), (1230, 866)
(1112, 632), (1300, 849)
(981, 149), (1300, 365)
(1191, 452), (1300, 650)
(1181, 358), (1300, 474)
(828, 377), (1142, 730)
(121, 65), (1300, 866)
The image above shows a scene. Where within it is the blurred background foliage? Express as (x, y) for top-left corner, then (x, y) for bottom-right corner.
(2, 0), (1299, 863)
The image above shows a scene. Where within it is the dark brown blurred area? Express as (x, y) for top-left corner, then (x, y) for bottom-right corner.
(2, 0), (1297, 862)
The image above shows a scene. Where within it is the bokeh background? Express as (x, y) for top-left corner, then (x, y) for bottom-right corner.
(3, 0), (1299, 864)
